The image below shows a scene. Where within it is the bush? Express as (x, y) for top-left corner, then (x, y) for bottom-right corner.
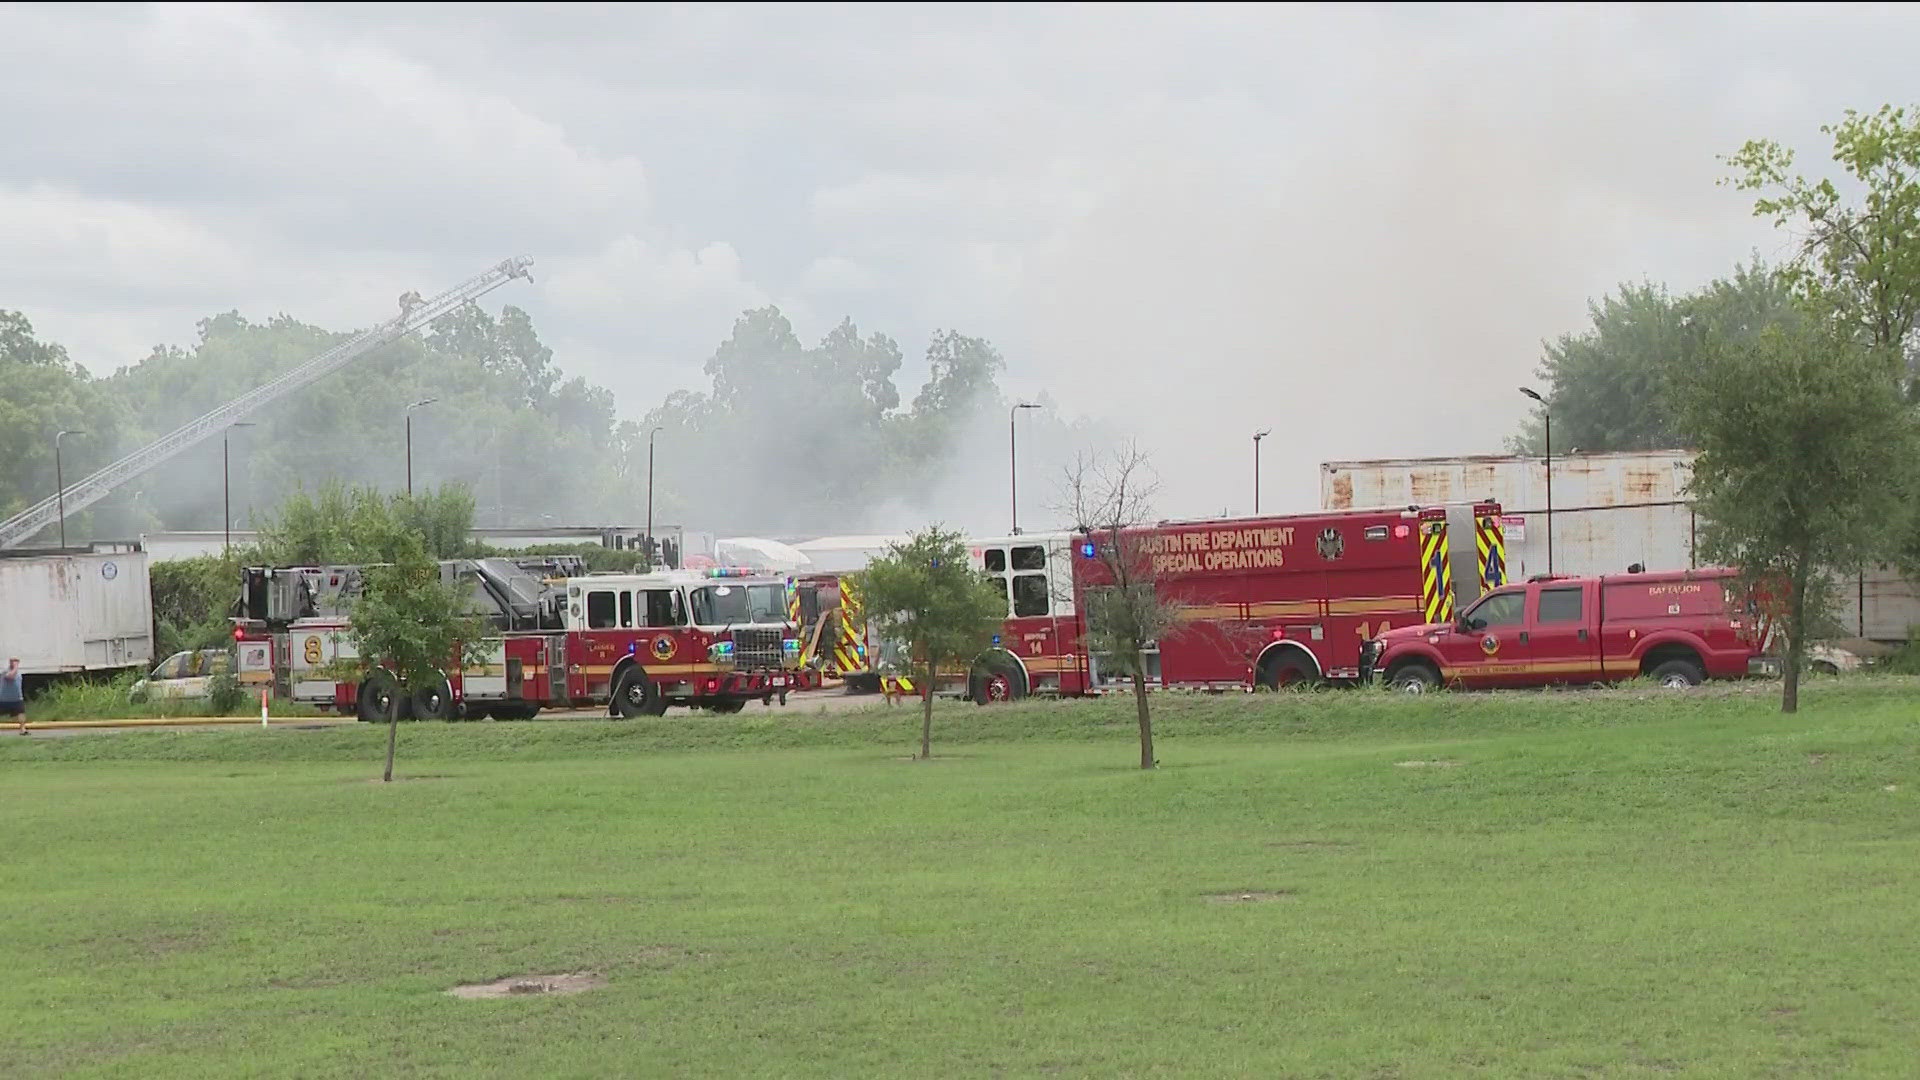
(206, 668), (246, 714)
(1876, 627), (1920, 675)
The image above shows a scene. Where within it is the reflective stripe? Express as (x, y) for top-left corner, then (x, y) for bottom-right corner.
(1475, 516), (1507, 590)
(1420, 522), (1454, 624)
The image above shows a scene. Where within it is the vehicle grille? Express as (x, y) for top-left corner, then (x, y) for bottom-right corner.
(731, 627), (784, 669)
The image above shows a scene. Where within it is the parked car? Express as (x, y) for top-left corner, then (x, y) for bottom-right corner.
(130, 649), (232, 702)
(1363, 567), (1776, 692)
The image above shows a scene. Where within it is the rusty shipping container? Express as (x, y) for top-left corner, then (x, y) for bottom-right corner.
(1320, 450), (1919, 643)
(0, 547), (155, 678)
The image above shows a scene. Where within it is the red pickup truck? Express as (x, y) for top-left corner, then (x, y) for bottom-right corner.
(1362, 567), (1779, 692)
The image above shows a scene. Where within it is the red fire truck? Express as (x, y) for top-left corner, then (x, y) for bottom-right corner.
(938, 501), (1508, 701)
(234, 565), (802, 719)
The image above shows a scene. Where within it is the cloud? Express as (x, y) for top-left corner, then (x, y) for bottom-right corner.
(4, 2), (1920, 526)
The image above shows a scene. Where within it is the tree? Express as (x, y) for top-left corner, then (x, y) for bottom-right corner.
(346, 529), (491, 781)
(855, 527), (1005, 760)
(1510, 265), (1795, 454)
(253, 482), (479, 565)
(1672, 311), (1920, 713)
(1059, 443), (1180, 770)
(1726, 105), (1920, 385)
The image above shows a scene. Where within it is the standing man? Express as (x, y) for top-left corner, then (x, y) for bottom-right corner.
(1, 658), (24, 734)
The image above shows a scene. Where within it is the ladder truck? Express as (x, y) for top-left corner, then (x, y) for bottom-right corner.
(0, 257), (535, 550)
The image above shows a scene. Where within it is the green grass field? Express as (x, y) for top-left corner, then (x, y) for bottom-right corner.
(3, 680), (1918, 1077)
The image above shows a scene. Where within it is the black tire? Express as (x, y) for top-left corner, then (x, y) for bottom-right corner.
(356, 675), (404, 722)
(970, 658), (1026, 706)
(611, 667), (663, 718)
(1649, 658), (1704, 689)
(1386, 663), (1440, 694)
(703, 700), (747, 715)
(1258, 651), (1319, 691)
(1811, 661), (1841, 677)
(411, 680), (455, 721)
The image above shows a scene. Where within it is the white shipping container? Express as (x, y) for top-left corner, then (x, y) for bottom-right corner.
(1320, 450), (1920, 644)
(0, 550), (155, 677)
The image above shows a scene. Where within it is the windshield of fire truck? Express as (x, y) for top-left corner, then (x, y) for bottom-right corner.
(689, 583), (787, 627)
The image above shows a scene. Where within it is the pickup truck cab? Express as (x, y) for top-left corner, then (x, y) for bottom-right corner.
(1363, 567), (1775, 692)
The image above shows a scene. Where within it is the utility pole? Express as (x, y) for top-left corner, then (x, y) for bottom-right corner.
(1010, 402), (1040, 534)
(646, 425), (662, 564)
(404, 398), (438, 496)
(55, 430), (85, 550)
(1519, 387), (1553, 575)
(1253, 430), (1271, 515)
(223, 422), (256, 554)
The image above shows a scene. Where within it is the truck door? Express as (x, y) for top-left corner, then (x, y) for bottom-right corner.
(1522, 582), (1597, 687)
(1434, 589), (1529, 688)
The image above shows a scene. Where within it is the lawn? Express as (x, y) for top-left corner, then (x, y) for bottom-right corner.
(3, 680), (1918, 1077)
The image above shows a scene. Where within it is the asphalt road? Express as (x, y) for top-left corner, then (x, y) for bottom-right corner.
(15, 687), (900, 738)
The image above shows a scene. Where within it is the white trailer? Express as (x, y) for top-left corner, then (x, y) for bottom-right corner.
(0, 548), (155, 680)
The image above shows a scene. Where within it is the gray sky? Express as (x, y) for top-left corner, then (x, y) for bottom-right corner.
(3, 3), (1915, 521)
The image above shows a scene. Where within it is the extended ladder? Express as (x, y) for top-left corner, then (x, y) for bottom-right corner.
(0, 257), (534, 549)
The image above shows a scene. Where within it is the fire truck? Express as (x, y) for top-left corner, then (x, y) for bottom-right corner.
(933, 501), (1506, 701)
(783, 573), (880, 692)
(233, 563), (802, 719)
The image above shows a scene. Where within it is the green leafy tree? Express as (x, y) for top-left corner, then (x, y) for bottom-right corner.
(253, 482), (479, 565)
(1060, 444), (1180, 770)
(1726, 105), (1920, 382)
(1673, 313), (1920, 713)
(0, 311), (126, 535)
(856, 527), (1005, 759)
(1511, 265), (1795, 454)
(346, 529), (490, 781)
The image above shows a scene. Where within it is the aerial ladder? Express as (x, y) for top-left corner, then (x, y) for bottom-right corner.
(0, 257), (534, 549)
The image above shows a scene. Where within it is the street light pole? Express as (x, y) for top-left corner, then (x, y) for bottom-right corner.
(646, 425), (662, 562)
(404, 398), (439, 497)
(54, 429), (85, 550)
(1009, 402), (1041, 535)
(1253, 430), (1271, 515)
(223, 422), (257, 554)
(1519, 387), (1553, 575)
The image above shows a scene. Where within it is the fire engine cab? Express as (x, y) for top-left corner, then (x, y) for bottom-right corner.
(564, 566), (800, 716)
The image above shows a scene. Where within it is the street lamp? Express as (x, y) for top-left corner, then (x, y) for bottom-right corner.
(646, 425), (663, 561)
(404, 398), (438, 496)
(1009, 402), (1041, 535)
(223, 422), (256, 554)
(54, 430), (85, 550)
(1519, 386), (1552, 575)
(1253, 430), (1271, 515)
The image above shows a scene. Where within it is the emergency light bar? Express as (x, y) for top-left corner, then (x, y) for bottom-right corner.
(705, 567), (756, 578)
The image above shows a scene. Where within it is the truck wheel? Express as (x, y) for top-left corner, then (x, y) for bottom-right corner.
(1386, 663), (1439, 694)
(1259, 652), (1319, 691)
(612, 668), (664, 718)
(1649, 659), (1704, 689)
(970, 659), (1025, 706)
(357, 675), (403, 722)
(411, 681), (455, 721)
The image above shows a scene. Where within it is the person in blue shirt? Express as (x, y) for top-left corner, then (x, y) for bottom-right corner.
(1, 658), (24, 733)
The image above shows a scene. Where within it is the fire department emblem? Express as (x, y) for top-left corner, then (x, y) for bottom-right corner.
(1316, 527), (1344, 561)
(1481, 635), (1500, 656)
(651, 634), (677, 661)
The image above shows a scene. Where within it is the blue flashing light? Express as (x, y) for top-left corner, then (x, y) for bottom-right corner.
(705, 566), (755, 578)
(627, 641), (637, 654)
(991, 634), (1001, 646)
(1080, 542), (1097, 558)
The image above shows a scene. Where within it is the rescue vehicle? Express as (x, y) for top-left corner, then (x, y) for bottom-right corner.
(233, 564), (803, 719)
(929, 501), (1510, 702)
(1362, 565), (1778, 691)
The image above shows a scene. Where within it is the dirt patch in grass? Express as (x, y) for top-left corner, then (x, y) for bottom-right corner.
(355, 774), (457, 784)
(1204, 890), (1294, 903)
(447, 971), (607, 999)
(1266, 839), (1352, 849)
(1395, 759), (1463, 768)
